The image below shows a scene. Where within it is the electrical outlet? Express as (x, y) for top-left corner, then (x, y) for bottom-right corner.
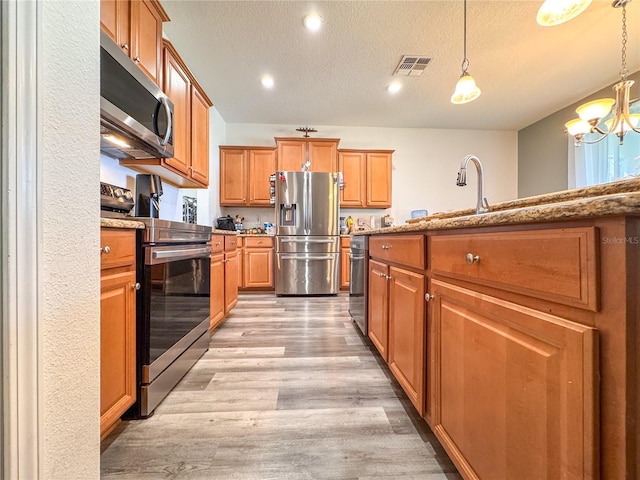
(357, 218), (364, 226)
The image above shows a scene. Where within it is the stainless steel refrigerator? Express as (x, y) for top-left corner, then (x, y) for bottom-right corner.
(274, 171), (340, 295)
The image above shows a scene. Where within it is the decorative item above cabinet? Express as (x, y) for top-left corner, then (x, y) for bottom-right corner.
(120, 39), (213, 188)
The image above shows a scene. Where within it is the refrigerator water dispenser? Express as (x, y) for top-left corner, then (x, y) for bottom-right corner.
(279, 204), (297, 226)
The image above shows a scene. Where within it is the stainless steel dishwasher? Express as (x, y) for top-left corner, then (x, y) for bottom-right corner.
(349, 235), (368, 335)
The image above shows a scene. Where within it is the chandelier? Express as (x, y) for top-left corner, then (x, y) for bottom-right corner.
(451, 0), (481, 104)
(565, 0), (640, 145)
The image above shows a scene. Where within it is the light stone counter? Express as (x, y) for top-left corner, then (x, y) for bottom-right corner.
(356, 191), (640, 235)
(212, 229), (240, 235)
(100, 218), (145, 229)
(406, 176), (640, 224)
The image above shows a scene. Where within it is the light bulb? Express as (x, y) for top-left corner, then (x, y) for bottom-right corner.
(565, 118), (591, 136)
(605, 114), (640, 134)
(536, 0), (592, 26)
(576, 98), (615, 123)
(260, 75), (274, 89)
(304, 14), (322, 32)
(387, 82), (402, 94)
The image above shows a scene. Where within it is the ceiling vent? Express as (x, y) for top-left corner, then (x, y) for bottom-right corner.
(393, 55), (432, 76)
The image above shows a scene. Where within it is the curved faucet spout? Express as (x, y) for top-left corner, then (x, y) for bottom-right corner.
(457, 154), (490, 214)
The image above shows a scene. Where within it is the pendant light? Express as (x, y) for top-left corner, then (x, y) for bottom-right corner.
(536, 0), (592, 26)
(565, 0), (640, 145)
(451, 0), (481, 104)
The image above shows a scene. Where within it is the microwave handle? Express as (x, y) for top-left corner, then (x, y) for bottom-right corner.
(158, 96), (172, 146)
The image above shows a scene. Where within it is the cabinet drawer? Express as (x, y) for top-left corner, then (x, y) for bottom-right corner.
(224, 235), (239, 251)
(370, 235), (425, 269)
(244, 236), (274, 248)
(430, 227), (598, 311)
(211, 235), (224, 253)
(100, 229), (136, 270)
(340, 236), (351, 248)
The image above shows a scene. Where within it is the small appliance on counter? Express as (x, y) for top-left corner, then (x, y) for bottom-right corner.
(382, 215), (394, 227)
(135, 174), (163, 218)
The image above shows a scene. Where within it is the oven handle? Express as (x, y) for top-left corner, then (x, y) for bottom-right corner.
(146, 245), (211, 265)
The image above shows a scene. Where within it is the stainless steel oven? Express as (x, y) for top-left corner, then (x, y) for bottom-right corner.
(127, 219), (212, 418)
(349, 235), (368, 335)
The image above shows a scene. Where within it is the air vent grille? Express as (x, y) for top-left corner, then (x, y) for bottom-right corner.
(393, 55), (432, 76)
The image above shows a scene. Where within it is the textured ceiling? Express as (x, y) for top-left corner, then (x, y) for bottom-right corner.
(162, 0), (640, 131)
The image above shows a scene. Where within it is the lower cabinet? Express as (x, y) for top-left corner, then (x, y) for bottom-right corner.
(240, 236), (274, 290)
(368, 259), (389, 360)
(100, 228), (137, 439)
(340, 236), (350, 290)
(210, 234), (239, 331)
(224, 235), (239, 313)
(430, 279), (597, 480)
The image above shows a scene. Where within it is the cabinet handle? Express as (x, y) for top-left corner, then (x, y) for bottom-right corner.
(385, 274), (392, 281)
(133, 56), (140, 63)
(132, 283), (141, 291)
(425, 293), (435, 302)
(381, 244), (391, 250)
(101, 246), (111, 254)
(216, 241), (222, 246)
(120, 43), (129, 51)
(465, 253), (480, 264)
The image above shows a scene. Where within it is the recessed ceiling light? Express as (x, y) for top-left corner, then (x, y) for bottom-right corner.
(260, 75), (274, 89)
(387, 82), (402, 94)
(304, 14), (322, 32)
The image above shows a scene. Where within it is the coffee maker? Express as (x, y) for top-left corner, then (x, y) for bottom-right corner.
(134, 174), (163, 218)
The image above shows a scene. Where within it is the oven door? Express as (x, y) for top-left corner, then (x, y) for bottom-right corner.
(141, 243), (211, 383)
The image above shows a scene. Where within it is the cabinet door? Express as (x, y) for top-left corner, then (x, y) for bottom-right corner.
(100, 0), (130, 51)
(130, 0), (162, 84)
(210, 252), (225, 330)
(309, 140), (337, 172)
(339, 151), (366, 207)
(243, 248), (274, 288)
(190, 86), (210, 185)
(368, 259), (389, 361)
(163, 47), (191, 175)
(100, 269), (136, 438)
(340, 246), (351, 290)
(220, 149), (247, 205)
(248, 149), (276, 205)
(277, 140), (305, 172)
(367, 152), (392, 208)
(431, 279), (597, 480)
(388, 267), (425, 415)
(224, 251), (239, 313)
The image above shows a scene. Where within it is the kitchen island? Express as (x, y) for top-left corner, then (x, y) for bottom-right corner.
(363, 177), (640, 480)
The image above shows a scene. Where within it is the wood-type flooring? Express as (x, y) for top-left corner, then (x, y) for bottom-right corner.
(101, 293), (461, 479)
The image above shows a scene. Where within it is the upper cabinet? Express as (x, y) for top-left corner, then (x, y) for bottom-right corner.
(275, 138), (339, 172)
(100, 0), (169, 85)
(339, 149), (393, 208)
(120, 40), (213, 188)
(220, 147), (276, 206)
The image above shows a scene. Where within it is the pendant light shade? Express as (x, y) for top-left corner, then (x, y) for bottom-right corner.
(536, 0), (592, 26)
(451, 0), (480, 105)
(451, 72), (481, 104)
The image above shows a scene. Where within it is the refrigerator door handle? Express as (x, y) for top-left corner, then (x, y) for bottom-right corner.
(303, 173), (311, 235)
(280, 255), (336, 261)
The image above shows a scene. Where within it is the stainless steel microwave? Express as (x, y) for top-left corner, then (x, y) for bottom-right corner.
(100, 30), (174, 159)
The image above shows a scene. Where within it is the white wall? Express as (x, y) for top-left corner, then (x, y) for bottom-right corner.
(41, 1), (100, 477)
(224, 123), (518, 224)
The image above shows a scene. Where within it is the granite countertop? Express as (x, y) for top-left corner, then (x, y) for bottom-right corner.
(101, 218), (146, 229)
(357, 190), (640, 235)
(212, 229), (240, 235)
(406, 176), (640, 224)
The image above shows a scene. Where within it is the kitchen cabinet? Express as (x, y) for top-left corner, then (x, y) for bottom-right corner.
(428, 226), (599, 480)
(241, 236), (275, 289)
(275, 137), (339, 172)
(120, 40), (212, 188)
(209, 236), (225, 330)
(100, 0), (169, 85)
(100, 228), (137, 439)
(338, 149), (393, 208)
(224, 235), (239, 313)
(340, 236), (351, 290)
(368, 234), (426, 415)
(219, 147), (276, 206)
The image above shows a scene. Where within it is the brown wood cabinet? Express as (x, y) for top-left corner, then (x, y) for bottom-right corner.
(209, 236), (225, 330)
(338, 149), (393, 208)
(120, 40), (212, 188)
(219, 147), (276, 206)
(340, 236), (351, 290)
(427, 225), (605, 480)
(275, 137), (339, 172)
(100, 228), (137, 439)
(241, 236), (274, 289)
(100, 0), (169, 85)
(224, 235), (239, 313)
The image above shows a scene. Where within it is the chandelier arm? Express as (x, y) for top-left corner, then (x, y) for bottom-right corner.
(577, 133), (609, 145)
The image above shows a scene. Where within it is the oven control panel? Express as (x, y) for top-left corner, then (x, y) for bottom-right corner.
(101, 181), (134, 214)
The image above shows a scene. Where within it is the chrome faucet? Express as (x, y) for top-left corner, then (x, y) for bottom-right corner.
(456, 154), (490, 214)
